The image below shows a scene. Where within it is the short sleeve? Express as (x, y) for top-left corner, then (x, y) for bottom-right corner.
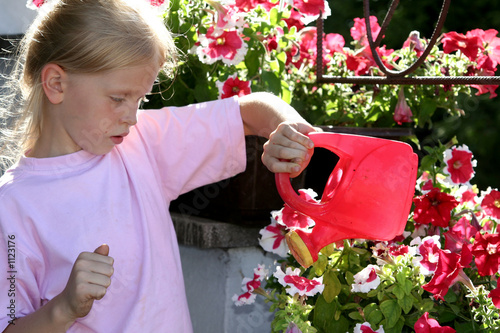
(0, 231), (44, 331)
(130, 96), (247, 200)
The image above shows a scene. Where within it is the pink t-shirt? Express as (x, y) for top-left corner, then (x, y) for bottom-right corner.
(0, 97), (246, 332)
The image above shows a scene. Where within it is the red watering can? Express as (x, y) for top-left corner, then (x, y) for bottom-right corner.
(275, 132), (418, 268)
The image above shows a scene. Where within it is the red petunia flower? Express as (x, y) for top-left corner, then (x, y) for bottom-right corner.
(216, 75), (251, 99)
(414, 312), (456, 333)
(422, 246), (473, 301)
(441, 31), (483, 61)
(345, 52), (371, 76)
(481, 188), (500, 219)
(393, 88), (413, 125)
(283, 8), (305, 32)
(471, 231), (500, 276)
(259, 218), (288, 257)
(488, 285), (500, 309)
(293, 0), (325, 18)
(232, 264), (268, 306)
(388, 244), (409, 257)
(413, 188), (459, 228)
(197, 27), (247, 65)
(274, 266), (324, 297)
(274, 189), (317, 232)
(443, 145), (476, 185)
(354, 322), (384, 333)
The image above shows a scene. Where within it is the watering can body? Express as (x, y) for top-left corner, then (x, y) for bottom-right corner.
(275, 132), (418, 267)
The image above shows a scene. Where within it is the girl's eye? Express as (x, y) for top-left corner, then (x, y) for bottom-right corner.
(111, 96), (125, 103)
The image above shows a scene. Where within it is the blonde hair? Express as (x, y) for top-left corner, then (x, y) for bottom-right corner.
(0, 0), (177, 171)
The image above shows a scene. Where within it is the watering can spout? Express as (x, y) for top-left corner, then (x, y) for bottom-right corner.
(276, 132), (418, 268)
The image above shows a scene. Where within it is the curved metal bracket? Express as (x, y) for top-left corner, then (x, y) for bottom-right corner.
(316, 0), (500, 85)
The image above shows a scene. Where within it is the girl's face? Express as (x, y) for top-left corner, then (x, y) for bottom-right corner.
(47, 62), (160, 156)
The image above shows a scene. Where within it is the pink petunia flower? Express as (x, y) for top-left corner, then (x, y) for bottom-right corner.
(411, 235), (441, 276)
(216, 74), (251, 99)
(460, 188), (479, 206)
(149, 0), (167, 6)
(403, 31), (425, 57)
(205, 0), (244, 32)
(324, 33), (345, 55)
(471, 231), (500, 276)
(414, 312), (456, 333)
(292, 27), (318, 69)
(292, 0), (331, 25)
(443, 145), (476, 185)
(26, 0), (46, 9)
(259, 217), (289, 257)
(443, 217), (478, 253)
(274, 266), (324, 297)
(351, 264), (381, 293)
(467, 29), (500, 68)
(422, 246), (473, 301)
(480, 188), (500, 219)
(350, 16), (381, 47)
(353, 322), (385, 333)
(197, 27), (248, 65)
(393, 88), (413, 125)
(285, 322), (302, 333)
(413, 188), (459, 228)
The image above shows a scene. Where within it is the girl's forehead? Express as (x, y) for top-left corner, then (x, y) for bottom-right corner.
(75, 64), (160, 93)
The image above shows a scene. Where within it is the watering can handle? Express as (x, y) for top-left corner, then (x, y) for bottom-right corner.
(275, 132), (348, 214)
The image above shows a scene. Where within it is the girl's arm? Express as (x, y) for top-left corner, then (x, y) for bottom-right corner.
(239, 92), (319, 178)
(3, 245), (113, 333)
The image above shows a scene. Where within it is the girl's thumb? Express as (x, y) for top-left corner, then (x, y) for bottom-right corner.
(94, 244), (110, 256)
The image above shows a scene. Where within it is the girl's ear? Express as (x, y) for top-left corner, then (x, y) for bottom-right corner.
(41, 63), (67, 104)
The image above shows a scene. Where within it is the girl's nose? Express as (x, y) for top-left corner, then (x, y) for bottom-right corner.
(121, 105), (138, 126)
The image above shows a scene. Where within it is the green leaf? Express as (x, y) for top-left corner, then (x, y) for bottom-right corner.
(398, 296), (413, 314)
(364, 304), (383, 327)
(280, 80), (292, 104)
(322, 270), (342, 303)
(269, 58), (280, 73)
(312, 254), (328, 276)
(245, 49), (261, 78)
(269, 7), (280, 26)
(313, 296), (350, 333)
(367, 309), (384, 328)
(392, 285), (405, 300)
(380, 316), (405, 333)
(403, 279), (413, 295)
(380, 299), (402, 328)
(276, 52), (287, 73)
(348, 311), (363, 321)
(261, 71), (281, 96)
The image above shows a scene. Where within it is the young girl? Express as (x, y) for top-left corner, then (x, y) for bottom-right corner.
(0, 0), (316, 332)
